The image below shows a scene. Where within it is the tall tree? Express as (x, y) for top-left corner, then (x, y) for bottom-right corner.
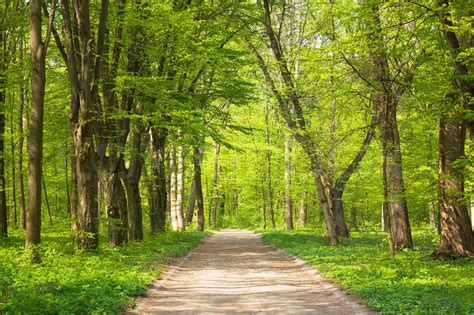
(432, 0), (474, 257)
(26, 0), (55, 247)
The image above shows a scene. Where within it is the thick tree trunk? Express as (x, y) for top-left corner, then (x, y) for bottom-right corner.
(27, 0), (47, 246)
(211, 142), (221, 229)
(193, 147), (205, 231)
(366, 3), (413, 250)
(176, 144), (185, 231)
(127, 118), (144, 241)
(380, 107), (413, 249)
(169, 144), (178, 231)
(284, 135), (293, 230)
(106, 172), (128, 247)
(149, 127), (167, 232)
(433, 100), (474, 257)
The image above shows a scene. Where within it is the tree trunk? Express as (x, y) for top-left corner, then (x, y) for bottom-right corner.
(366, 3), (413, 250)
(185, 179), (196, 226)
(211, 142), (221, 229)
(27, 0), (48, 246)
(18, 86), (26, 229)
(149, 127), (167, 232)
(176, 144), (185, 231)
(127, 116), (144, 241)
(433, 98), (474, 257)
(298, 194), (307, 228)
(169, 144), (178, 231)
(193, 147), (205, 231)
(106, 172), (128, 247)
(9, 93), (17, 226)
(284, 134), (293, 230)
(264, 101), (276, 229)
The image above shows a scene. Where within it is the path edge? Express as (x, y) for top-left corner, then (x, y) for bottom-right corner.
(255, 231), (375, 315)
(126, 233), (213, 314)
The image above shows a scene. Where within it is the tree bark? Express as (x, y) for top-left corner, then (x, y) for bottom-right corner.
(169, 144), (178, 231)
(211, 142), (221, 229)
(126, 104), (144, 241)
(264, 101), (276, 229)
(193, 147), (205, 231)
(18, 85), (26, 229)
(106, 172), (128, 247)
(367, 3), (413, 250)
(9, 93), (17, 226)
(149, 127), (167, 232)
(185, 179), (196, 226)
(298, 194), (307, 228)
(433, 96), (474, 257)
(176, 144), (185, 231)
(27, 0), (49, 246)
(284, 134), (294, 230)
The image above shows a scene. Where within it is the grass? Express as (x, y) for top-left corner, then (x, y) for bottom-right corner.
(261, 230), (474, 314)
(0, 224), (208, 313)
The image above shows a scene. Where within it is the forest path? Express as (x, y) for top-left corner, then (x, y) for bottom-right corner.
(129, 230), (372, 314)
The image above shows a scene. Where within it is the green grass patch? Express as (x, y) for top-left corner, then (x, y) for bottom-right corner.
(261, 230), (474, 313)
(1, 226), (208, 313)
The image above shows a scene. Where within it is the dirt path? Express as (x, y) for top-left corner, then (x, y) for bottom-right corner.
(130, 230), (372, 314)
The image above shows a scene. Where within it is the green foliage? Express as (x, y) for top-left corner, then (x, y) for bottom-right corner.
(0, 226), (207, 313)
(262, 230), (474, 313)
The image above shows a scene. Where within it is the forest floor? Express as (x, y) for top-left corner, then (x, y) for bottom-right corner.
(130, 230), (371, 314)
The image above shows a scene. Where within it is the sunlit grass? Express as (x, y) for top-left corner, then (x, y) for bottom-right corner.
(0, 224), (208, 313)
(261, 230), (474, 313)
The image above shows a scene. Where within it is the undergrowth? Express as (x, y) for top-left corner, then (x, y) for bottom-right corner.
(0, 225), (207, 313)
(261, 230), (474, 313)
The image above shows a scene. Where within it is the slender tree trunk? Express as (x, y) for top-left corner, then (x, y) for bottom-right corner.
(211, 142), (221, 229)
(193, 147), (205, 231)
(433, 96), (474, 257)
(18, 86), (26, 229)
(185, 179), (196, 226)
(284, 134), (293, 230)
(9, 93), (17, 226)
(176, 144), (185, 231)
(27, 0), (48, 246)
(265, 101), (276, 229)
(42, 176), (52, 226)
(298, 194), (307, 228)
(149, 127), (167, 232)
(169, 144), (178, 231)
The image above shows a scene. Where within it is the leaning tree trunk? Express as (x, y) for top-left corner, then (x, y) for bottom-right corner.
(149, 127), (167, 232)
(284, 134), (294, 230)
(433, 96), (474, 257)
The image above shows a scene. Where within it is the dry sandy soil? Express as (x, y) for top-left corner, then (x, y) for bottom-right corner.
(129, 230), (373, 314)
